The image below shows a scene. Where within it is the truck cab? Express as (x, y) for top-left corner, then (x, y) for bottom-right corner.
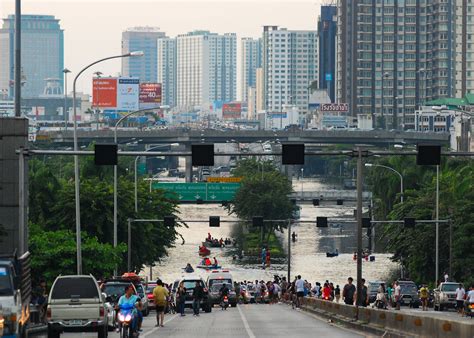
(0, 252), (30, 338)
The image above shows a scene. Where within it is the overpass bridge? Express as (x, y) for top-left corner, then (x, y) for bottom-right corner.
(35, 129), (449, 146)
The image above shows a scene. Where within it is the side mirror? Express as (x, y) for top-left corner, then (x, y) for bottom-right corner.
(434, 288), (439, 292)
(102, 293), (108, 302)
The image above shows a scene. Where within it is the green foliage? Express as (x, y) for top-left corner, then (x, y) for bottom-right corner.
(366, 156), (474, 286)
(29, 223), (125, 284)
(27, 155), (182, 277)
(227, 158), (294, 248)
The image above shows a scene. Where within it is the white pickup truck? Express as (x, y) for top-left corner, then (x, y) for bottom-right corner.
(46, 275), (108, 338)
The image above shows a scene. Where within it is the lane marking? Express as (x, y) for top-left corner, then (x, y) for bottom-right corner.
(142, 314), (178, 337)
(237, 304), (256, 338)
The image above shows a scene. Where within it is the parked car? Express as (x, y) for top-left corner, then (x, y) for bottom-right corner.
(367, 281), (386, 304)
(434, 282), (458, 311)
(145, 282), (157, 310)
(391, 281), (420, 308)
(171, 276), (212, 312)
(208, 283), (237, 306)
(244, 283), (257, 304)
(47, 275), (108, 338)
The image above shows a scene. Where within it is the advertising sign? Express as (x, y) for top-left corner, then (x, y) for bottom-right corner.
(139, 83), (162, 105)
(117, 78), (139, 111)
(93, 78), (117, 108)
(222, 103), (242, 119)
(325, 73), (332, 81)
(320, 103), (349, 112)
(269, 111), (287, 119)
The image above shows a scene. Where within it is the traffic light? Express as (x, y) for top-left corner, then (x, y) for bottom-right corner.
(94, 143), (118, 165)
(336, 199), (344, 205)
(209, 216), (220, 227)
(312, 199), (320, 206)
(316, 217), (328, 228)
(362, 218), (371, 228)
(192, 144), (214, 166)
(404, 218), (416, 228)
(417, 144), (441, 165)
(164, 216), (175, 227)
(252, 216), (264, 227)
(282, 144), (305, 165)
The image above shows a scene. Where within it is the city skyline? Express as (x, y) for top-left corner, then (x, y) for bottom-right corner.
(0, 0), (322, 97)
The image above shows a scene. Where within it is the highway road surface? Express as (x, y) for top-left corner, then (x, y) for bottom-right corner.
(32, 303), (364, 338)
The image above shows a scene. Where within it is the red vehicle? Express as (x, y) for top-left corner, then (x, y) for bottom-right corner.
(146, 282), (157, 310)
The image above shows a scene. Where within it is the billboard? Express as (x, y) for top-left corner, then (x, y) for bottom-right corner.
(320, 103), (349, 112)
(139, 83), (162, 105)
(117, 78), (139, 111)
(93, 78), (117, 108)
(222, 103), (241, 119)
(92, 77), (139, 111)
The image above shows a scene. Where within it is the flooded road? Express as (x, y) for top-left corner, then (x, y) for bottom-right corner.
(149, 178), (398, 287)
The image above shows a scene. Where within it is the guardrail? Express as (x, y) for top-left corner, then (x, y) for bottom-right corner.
(298, 297), (474, 338)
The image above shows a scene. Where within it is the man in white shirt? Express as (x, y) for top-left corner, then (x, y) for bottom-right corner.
(295, 275), (305, 309)
(394, 281), (401, 310)
(468, 287), (474, 303)
(455, 284), (466, 315)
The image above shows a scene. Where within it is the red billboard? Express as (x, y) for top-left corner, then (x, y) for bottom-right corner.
(222, 103), (241, 119)
(92, 78), (117, 108)
(139, 83), (162, 104)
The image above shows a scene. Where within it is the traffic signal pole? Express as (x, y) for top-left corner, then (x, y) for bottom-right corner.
(356, 148), (363, 318)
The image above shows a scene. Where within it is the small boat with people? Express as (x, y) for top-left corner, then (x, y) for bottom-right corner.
(199, 244), (211, 256)
(326, 249), (339, 258)
(197, 257), (221, 270)
(182, 263), (194, 273)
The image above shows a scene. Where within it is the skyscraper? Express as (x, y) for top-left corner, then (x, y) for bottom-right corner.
(317, 5), (337, 103)
(337, 0), (465, 130)
(263, 26), (318, 115)
(176, 31), (236, 110)
(121, 27), (166, 83)
(0, 15), (64, 98)
(157, 38), (177, 107)
(455, 0), (474, 98)
(241, 37), (262, 102)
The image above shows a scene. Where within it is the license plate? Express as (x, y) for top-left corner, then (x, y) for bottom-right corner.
(69, 320), (82, 326)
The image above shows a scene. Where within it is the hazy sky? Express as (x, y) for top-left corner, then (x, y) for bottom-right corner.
(1, 0), (324, 98)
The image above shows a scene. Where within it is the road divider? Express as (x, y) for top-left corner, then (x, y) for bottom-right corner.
(296, 297), (474, 338)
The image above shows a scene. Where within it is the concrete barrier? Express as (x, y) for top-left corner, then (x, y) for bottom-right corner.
(300, 297), (474, 337)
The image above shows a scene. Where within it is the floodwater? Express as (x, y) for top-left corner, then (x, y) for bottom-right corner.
(149, 179), (398, 287)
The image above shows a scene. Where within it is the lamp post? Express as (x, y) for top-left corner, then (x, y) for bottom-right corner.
(139, 143), (179, 207)
(365, 163), (403, 203)
(63, 68), (71, 130)
(114, 106), (158, 273)
(72, 50), (143, 275)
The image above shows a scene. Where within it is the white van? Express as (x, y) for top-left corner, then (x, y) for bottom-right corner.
(206, 270), (235, 307)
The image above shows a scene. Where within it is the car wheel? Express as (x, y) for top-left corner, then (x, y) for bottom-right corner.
(47, 327), (60, 338)
(98, 325), (108, 338)
(205, 304), (212, 313)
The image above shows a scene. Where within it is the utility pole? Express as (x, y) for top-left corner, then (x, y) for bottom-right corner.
(356, 148), (363, 318)
(287, 220), (291, 283)
(14, 0), (21, 117)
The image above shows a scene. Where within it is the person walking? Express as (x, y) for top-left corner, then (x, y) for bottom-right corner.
(334, 285), (341, 303)
(265, 249), (271, 268)
(176, 281), (187, 316)
(295, 275), (305, 309)
(192, 281), (204, 316)
(342, 277), (356, 305)
(354, 278), (368, 307)
(455, 283), (466, 315)
(419, 284), (429, 311)
(261, 247), (266, 269)
(394, 281), (401, 310)
(153, 279), (169, 327)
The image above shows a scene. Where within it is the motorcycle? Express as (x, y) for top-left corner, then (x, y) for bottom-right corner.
(117, 304), (138, 338)
(465, 302), (474, 318)
(374, 293), (387, 309)
(221, 295), (229, 310)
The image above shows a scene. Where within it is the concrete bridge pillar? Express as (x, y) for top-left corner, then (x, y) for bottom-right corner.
(185, 144), (193, 183)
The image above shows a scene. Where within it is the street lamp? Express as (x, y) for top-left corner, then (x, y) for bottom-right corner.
(365, 163), (404, 203)
(93, 71), (103, 130)
(136, 143), (179, 212)
(63, 68), (71, 131)
(72, 50), (143, 275)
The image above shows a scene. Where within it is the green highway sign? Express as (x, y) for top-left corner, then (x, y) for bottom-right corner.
(152, 182), (241, 202)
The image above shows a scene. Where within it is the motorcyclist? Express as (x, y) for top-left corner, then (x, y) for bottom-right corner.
(219, 283), (230, 306)
(116, 284), (142, 334)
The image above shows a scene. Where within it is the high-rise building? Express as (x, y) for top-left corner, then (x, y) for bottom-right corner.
(240, 37), (262, 102)
(263, 26), (318, 115)
(0, 15), (64, 98)
(121, 27), (166, 83)
(176, 31), (236, 110)
(455, 0), (474, 98)
(317, 5), (337, 103)
(337, 0), (467, 130)
(255, 67), (265, 112)
(157, 38), (177, 107)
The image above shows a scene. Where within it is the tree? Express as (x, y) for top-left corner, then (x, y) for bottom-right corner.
(227, 159), (295, 243)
